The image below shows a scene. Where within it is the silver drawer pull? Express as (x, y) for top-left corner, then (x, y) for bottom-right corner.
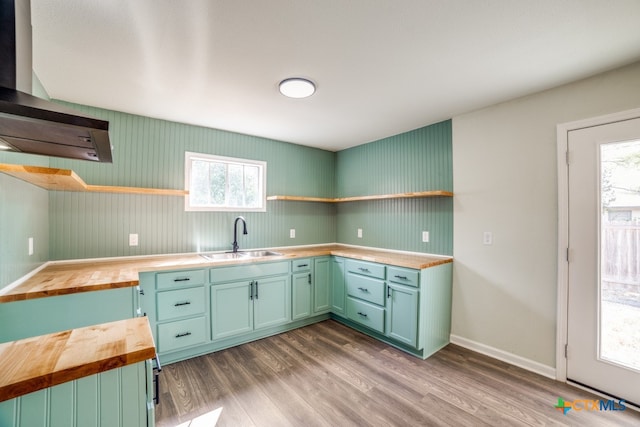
(174, 301), (191, 307)
(297, 264), (309, 268)
(394, 275), (408, 280)
(357, 312), (368, 318)
(358, 268), (370, 273)
(173, 277), (191, 282)
(357, 287), (369, 292)
(175, 332), (192, 338)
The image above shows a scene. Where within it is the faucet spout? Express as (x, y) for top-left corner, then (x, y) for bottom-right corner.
(232, 216), (248, 253)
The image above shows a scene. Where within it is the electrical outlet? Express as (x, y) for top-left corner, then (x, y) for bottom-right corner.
(422, 231), (429, 243)
(28, 237), (34, 256)
(290, 229), (296, 238)
(483, 231), (493, 245)
(129, 233), (139, 246)
(357, 228), (363, 238)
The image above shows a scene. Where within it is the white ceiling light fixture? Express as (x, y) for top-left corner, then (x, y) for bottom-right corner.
(279, 78), (316, 98)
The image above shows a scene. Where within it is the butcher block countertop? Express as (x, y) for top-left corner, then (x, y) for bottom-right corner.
(0, 317), (156, 402)
(0, 245), (452, 303)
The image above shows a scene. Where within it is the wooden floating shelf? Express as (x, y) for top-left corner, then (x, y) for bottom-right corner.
(0, 163), (188, 196)
(267, 190), (453, 203)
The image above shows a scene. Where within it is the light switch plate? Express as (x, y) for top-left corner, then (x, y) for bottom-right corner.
(483, 231), (493, 245)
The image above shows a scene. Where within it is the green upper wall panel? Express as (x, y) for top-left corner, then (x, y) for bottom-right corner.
(48, 102), (336, 198)
(336, 120), (452, 197)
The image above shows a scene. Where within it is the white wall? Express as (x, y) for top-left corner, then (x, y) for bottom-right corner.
(452, 61), (640, 370)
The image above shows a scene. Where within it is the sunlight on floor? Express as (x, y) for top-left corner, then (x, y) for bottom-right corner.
(174, 407), (223, 427)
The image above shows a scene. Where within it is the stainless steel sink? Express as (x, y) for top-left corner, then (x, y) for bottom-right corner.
(238, 250), (283, 257)
(200, 250), (282, 261)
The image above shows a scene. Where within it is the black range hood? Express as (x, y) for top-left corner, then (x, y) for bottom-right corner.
(0, 0), (112, 162)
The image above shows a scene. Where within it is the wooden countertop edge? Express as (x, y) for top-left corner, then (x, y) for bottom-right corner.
(1, 246), (452, 302)
(0, 319), (156, 402)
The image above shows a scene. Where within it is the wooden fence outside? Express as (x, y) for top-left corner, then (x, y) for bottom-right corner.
(603, 223), (640, 284)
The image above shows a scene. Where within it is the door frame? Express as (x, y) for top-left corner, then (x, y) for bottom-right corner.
(556, 106), (640, 382)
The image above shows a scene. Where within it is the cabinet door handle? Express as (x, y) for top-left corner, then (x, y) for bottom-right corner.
(249, 281), (254, 300)
(357, 287), (369, 293)
(357, 312), (368, 318)
(175, 332), (192, 338)
(298, 263), (308, 268)
(174, 301), (191, 307)
(173, 277), (191, 282)
(255, 281), (259, 299)
(308, 273), (312, 285)
(387, 286), (391, 298)
(394, 275), (408, 280)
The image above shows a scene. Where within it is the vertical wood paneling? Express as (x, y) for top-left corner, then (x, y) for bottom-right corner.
(335, 120), (453, 255)
(0, 161), (49, 288)
(45, 103), (336, 260)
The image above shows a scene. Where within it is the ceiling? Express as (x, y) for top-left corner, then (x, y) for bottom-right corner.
(31, 0), (640, 152)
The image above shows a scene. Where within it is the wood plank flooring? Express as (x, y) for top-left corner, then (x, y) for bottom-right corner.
(155, 320), (640, 426)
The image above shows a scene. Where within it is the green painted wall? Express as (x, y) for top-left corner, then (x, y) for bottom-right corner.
(0, 153), (50, 288)
(46, 104), (336, 259)
(335, 121), (453, 255)
(0, 101), (452, 276)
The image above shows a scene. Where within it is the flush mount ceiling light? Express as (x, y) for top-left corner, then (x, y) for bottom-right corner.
(279, 78), (316, 98)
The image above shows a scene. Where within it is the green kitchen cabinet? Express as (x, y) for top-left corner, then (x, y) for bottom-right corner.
(139, 268), (209, 359)
(330, 257), (346, 317)
(291, 259), (312, 321)
(313, 257), (331, 314)
(385, 283), (419, 347)
(0, 360), (155, 427)
(210, 280), (254, 339)
(211, 261), (291, 340)
(0, 287), (138, 343)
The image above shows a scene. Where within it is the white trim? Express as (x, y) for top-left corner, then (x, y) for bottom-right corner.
(450, 334), (556, 380)
(556, 107), (640, 382)
(0, 262), (50, 295)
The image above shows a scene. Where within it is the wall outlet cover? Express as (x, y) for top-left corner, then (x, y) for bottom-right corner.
(422, 231), (429, 242)
(290, 229), (296, 238)
(357, 228), (363, 238)
(28, 237), (34, 256)
(129, 233), (139, 246)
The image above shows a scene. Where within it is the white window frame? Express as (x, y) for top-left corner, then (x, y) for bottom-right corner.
(184, 151), (267, 212)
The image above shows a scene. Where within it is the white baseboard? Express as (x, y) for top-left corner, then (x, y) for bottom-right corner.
(450, 334), (557, 380)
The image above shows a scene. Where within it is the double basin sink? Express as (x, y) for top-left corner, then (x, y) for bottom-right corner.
(200, 250), (283, 261)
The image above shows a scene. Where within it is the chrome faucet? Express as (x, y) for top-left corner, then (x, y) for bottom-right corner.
(231, 216), (248, 253)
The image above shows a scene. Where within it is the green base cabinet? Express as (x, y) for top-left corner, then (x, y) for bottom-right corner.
(210, 261), (291, 340)
(0, 360), (155, 427)
(291, 259), (312, 321)
(0, 287), (138, 343)
(336, 258), (452, 359)
(330, 257), (346, 316)
(313, 257), (331, 314)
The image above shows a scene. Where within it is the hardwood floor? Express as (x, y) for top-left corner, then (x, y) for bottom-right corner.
(155, 320), (640, 426)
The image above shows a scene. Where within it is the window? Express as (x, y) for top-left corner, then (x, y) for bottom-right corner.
(185, 152), (266, 212)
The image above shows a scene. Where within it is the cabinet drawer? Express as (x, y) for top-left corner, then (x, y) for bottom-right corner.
(211, 261), (289, 283)
(157, 316), (207, 353)
(345, 259), (385, 279)
(346, 297), (385, 334)
(387, 266), (419, 288)
(291, 258), (312, 273)
(157, 287), (205, 321)
(347, 273), (385, 306)
(157, 269), (206, 290)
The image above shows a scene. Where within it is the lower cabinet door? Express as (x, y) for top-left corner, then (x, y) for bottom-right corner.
(331, 257), (346, 316)
(313, 257), (331, 313)
(211, 281), (253, 340)
(254, 275), (291, 330)
(346, 297), (385, 334)
(292, 272), (312, 321)
(157, 317), (207, 353)
(386, 284), (419, 347)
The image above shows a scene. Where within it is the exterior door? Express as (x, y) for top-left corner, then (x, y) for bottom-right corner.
(566, 117), (640, 405)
